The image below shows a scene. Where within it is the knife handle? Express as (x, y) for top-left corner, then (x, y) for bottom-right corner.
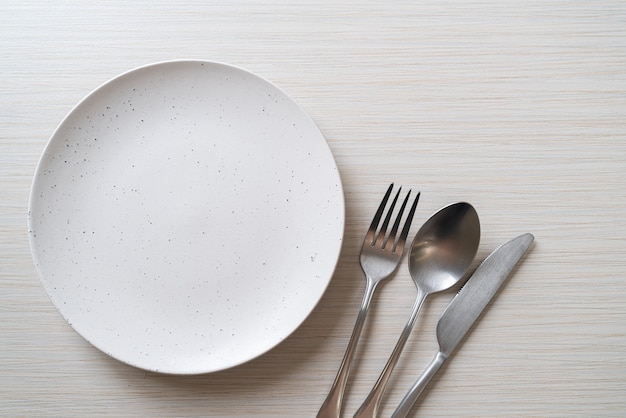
(392, 351), (447, 418)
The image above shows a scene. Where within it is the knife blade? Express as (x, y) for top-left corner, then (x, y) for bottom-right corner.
(392, 233), (534, 418)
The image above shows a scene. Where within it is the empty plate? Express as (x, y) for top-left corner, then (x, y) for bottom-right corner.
(28, 60), (344, 374)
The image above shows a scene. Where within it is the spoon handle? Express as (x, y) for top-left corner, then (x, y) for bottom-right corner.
(317, 278), (378, 418)
(353, 289), (428, 418)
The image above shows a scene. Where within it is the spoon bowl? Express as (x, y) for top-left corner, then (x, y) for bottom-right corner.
(354, 202), (480, 418)
(409, 202), (481, 293)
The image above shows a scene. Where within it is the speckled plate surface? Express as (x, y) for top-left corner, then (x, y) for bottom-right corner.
(28, 60), (344, 374)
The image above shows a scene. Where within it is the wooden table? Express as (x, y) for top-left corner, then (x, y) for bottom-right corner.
(2, 1), (625, 416)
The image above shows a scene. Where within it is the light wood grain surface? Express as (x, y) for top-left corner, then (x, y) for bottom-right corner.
(2, 1), (625, 416)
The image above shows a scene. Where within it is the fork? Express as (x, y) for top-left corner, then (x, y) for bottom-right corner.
(317, 184), (420, 418)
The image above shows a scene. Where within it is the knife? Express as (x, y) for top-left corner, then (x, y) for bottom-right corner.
(391, 233), (534, 418)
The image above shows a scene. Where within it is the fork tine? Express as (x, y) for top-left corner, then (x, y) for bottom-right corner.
(375, 187), (401, 248)
(392, 191), (420, 253)
(384, 190), (411, 249)
(365, 183), (394, 245)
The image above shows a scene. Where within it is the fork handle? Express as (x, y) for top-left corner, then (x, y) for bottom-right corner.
(317, 278), (378, 418)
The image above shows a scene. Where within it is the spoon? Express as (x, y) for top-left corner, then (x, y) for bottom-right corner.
(354, 202), (480, 418)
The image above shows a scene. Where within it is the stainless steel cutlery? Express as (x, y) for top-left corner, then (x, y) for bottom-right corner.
(354, 202), (480, 418)
(317, 184), (420, 418)
(392, 233), (534, 417)
(319, 186), (533, 418)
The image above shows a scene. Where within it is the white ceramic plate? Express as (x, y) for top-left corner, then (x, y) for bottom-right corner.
(28, 60), (344, 374)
